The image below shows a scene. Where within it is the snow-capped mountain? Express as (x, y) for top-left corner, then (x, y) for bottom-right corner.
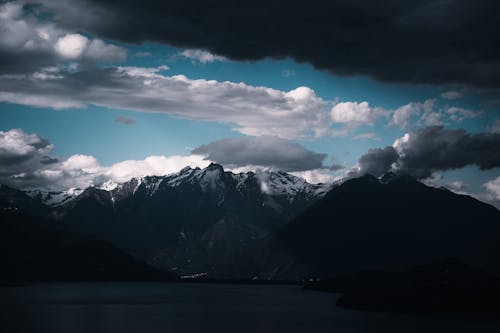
(89, 163), (331, 207)
(4, 168), (499, 281)
(26, 188), (84, 207)
(50, 163), (332, 277)
(1, 164), (333, 279)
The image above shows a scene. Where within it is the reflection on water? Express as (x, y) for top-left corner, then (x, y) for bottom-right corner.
(1, 283), (499, 333)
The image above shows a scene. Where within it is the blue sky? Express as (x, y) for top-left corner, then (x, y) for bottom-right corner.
(0, 0), (499, 207)
(1, 42), (495, 165)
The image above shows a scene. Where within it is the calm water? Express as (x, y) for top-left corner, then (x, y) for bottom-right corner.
(1, 283), (499, 333)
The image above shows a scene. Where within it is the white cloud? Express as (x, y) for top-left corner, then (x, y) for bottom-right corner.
(180, 49), (227, 63)
(0, 128), (340, 190)
(61, 154), (100, 171)
(0, 67), (330, 139)
(0, 129), (56, 188)
(446, 106), (481, 122)
(391, 102), (420, 128)
(103, 155), (210, 183)
(54, 33), (89, 59)
(0, 1), (126, 69)
(440, 90), (462, 100)
(390, 98), (482, 129)
(420, 111), (443, 126)
(447, 180), (467, 192)
(85, 38), (127, 62)
(0, 128), (52, 161)
(0, 129), (212, 190)
(290, 169), (338, 184)
(330, 101), (387, 126)
(4, 152), (211, 191)
(11, 63), (481, 139)
(485, 177), (500, 201)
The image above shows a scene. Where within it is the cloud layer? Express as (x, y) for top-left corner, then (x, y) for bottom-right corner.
(192, 136), (327, 172)
(0, 1), (487, 142)
(0, 66), (332, 138)
(356, 127), (500, 179)
(31, 0), (500, 89)
(0, 129), (336, 189)
(0, 129), (211, 189)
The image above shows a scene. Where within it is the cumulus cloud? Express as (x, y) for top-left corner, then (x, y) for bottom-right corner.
(446, 107), (481, 122)
(54, 33), (89, 59)
(0, 1), (126, 75)
(180, 49), (227, 63)
(420, 111), (444, 126)
(357, 146), (399, 177)
(391, 102), (421, 129)
(192, 136), (327, 172)
(0, 129), (54, 180)
(85, 38), (127, 61)
(330, 101), (387, 126)
(356, 126), (500, 179)
(390, 99), (481, 129)
(485, 177), (500, 201)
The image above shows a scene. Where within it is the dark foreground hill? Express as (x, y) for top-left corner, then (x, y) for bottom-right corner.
(307, 259), (500, 314)
(0, 188), (177, 283)
(273, 173), (500, 276)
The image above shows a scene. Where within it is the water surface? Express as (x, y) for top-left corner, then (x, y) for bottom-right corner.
(1, 283), (499, 333)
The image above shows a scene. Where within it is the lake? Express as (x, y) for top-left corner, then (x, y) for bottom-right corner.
(1, 283), (499, 333)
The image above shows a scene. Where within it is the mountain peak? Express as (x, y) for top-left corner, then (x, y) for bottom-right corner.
(206, 162), (224, 172)
(380, 172), (417, 184)
(179, 166), (193, 174)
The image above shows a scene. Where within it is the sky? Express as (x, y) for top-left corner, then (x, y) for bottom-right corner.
(0, 0), (499, 207)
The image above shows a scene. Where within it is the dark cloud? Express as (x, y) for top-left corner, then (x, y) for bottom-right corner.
(357, 126), (500, 179)
(192, 136), (327, 172)
(115, 115), (135, 125)
(36, 0), (500, 88)
(0, 128), (55, 186)
(329, 163), (345, 171)
(358, 146), (399, 177)
(39, 156), (59, 164)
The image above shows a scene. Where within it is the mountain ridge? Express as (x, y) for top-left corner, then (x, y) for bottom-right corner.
(272, 172), (500, 277)
(3, 168), (499, 280)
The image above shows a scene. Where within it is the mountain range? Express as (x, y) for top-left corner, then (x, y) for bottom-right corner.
(273, 173), (500, 276)
(2, 164), (499, 281)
